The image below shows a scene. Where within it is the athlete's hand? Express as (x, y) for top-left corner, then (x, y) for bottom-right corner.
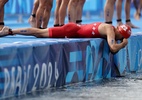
(122, 38), (128, 48)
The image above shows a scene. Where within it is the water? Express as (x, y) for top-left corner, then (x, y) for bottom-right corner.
(4, 72), (142, 100)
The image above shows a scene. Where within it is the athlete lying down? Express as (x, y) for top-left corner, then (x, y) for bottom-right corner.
(0, 22), (131, 53)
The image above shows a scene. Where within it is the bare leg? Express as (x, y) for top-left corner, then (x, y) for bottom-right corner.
(125, 0), (139, 28)
(140, 0), (142, 10)
(28, 0), (39, 27)
(42, 0), (53, 28)
(76, 0), (86, 24)
(137, 0), (142, 18)
(0, 0), (8, 30)
(116, 0), (123, 26)
(133, 0), (139, 20)
(12, 28), (49, 38)
(36, 0), (47, 28)
(104, 0), (116, 24)
(139, 0), (142, 13)
(67, 0), (79, 23)
(59, 0), (70, 25)
(54, 0), (62, 26)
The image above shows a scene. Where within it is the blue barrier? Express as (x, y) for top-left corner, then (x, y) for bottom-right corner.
(0, 37), (118, 99)
(1, 33), (142, 98)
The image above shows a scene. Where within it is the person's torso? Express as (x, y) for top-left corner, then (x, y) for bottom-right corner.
(77, 22), (102, 38)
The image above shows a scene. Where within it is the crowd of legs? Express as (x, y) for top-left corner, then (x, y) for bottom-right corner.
(0, 0), (141, 31)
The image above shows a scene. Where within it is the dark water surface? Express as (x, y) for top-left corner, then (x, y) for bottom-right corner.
(5, 72), (142, 100)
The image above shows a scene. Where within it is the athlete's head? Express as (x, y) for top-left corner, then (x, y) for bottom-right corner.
(117, 24), (131, 38)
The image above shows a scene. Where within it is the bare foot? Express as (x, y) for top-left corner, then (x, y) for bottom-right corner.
(134, 12), (141, 20)
(28, 16), (36, 28)
(126, 22), (139, 29)
(0, 26), (10, 37)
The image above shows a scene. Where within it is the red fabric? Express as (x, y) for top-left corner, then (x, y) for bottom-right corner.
(49, 22), (103, 38)
(77, 22), (102, 38)
(49, 22), (81, 38)
(49, 26), (65, 38)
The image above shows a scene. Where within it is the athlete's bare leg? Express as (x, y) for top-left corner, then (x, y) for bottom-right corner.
(140, 0), (142, 10)
(76, 0), (86, 24)
(133, 0), (139, 20)
(59, 0), (70, 25)
(116, 0), (123, 26)
(0, 23), (80, 38)
(104, 0), (116, 24)
(134, 0), (142, 20)
(125, 0), (139, 28)
(139, 0), (142, 15)
(28, 0), (39, 27)
(68, 0), (79, 23)
(54, 0), (62, 27)
(0, 0), (8, 30)
(36, 0), (47, 28)
(12, 28), (49, 38)
(42, 0), (53, 28)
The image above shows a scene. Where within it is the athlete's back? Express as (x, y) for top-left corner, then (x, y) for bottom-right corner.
(77, 22), (102, 38)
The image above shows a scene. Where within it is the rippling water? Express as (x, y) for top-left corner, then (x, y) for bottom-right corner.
(7, 72), (142, 100)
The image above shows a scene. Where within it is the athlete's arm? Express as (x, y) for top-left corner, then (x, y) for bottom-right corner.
(106, 26), (128, 53)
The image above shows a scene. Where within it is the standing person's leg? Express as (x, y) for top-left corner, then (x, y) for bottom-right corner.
(133, 0), (140, 20)
(76, 0), (86, 24)
(125, 0), (139, 28)
(140, 0), (142, 10)
(104, 0), (116, 24)
(116, 0), (123, 26)
(139, 0), (142, 12)
(140, 0), (142, 15)
(59, 0), (70, 26)
(36, 0), (47, 28)
(137, 0), (142, 19)
(0, 0), (8, 30)
(133, 0), (142, 20)
(54, 0), (62, 27)
(28, 0), (39, 27)
(42, 0), (53, 28)
(67, 0), (79, 23)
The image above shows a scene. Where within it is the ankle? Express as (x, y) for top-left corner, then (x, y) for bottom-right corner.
(126, 19), (131, 23)
(0, 22), (4, 30)
(76, 20), (82, 24)
(105, 21), (112, 24)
